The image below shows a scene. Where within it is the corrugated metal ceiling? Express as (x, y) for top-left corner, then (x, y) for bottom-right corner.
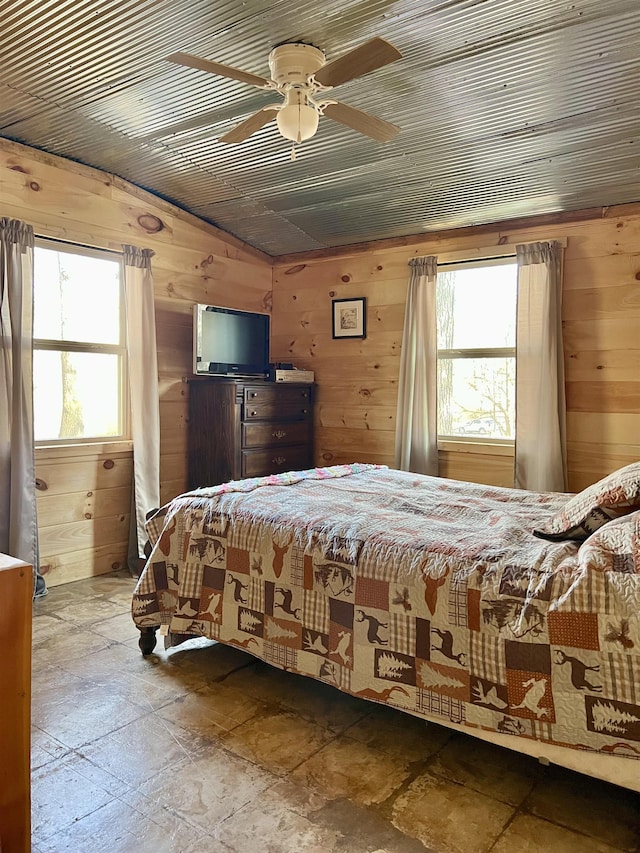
(1, 0), (639, 255)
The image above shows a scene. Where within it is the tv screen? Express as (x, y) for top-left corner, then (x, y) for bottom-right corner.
(193, 304), (270, 376)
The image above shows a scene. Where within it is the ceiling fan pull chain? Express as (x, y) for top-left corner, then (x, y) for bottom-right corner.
(290, 145), (297, 161)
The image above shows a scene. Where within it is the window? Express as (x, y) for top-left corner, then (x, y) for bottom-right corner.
(436, 257), (517, 443)
(33, 239), (128, 443)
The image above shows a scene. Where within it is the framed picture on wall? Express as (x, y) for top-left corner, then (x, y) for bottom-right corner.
(332, 297), (366, 339)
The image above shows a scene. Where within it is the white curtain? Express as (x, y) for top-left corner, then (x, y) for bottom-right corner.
(394, 256), (439, 475)
(122, 246), (160, 572)
(0, 218), (39, 574)
(515, 241), (567, 492)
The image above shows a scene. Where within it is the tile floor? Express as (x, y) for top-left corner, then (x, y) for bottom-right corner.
(31, 572), (640, 853)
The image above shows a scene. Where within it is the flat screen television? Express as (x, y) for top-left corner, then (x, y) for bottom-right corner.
(193, 303), (270, 377)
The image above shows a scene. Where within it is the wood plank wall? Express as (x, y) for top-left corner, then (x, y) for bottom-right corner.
(272, 207), (640, 492)
(2, 137), (639, 584)
(0, 138), (272, 586)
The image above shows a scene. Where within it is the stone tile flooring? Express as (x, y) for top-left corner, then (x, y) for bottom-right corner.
(31, 573), (640, 853)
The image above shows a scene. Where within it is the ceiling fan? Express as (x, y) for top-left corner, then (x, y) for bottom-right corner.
(166, 37), (402, 151)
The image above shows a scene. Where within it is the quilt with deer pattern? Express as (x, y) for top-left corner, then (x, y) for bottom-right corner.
(132, 464), (640, 760)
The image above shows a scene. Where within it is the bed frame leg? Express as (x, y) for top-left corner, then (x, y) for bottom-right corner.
(138, 626), (158, 656)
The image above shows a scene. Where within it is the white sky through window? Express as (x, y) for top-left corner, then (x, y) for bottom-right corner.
(34, 247), (120, 343)
(441, 262), (517, 350)
(33, 245), (124, 442)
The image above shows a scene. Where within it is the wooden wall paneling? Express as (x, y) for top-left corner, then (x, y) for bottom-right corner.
(274, 255), (410, 288)
(35, 454), (133, 496)
(567, 440), (640, 492)
(317, 426), (397, 468)
(156, 345), (192, 378)
(565, 412), (640, 446)
(160, 401), (188, 439)
(498, 216), (640, 262)
(272, 253), (407, 469)
(160, 481), (186, 507)
(561, 218), (640, 261)
(5, 136), (640, 583)
(561, 254), (640, 291)
(154, 314), (192, 355)
(270, 345), (403, 376)
(563, 318), (640, 352)
(38, 544), (131, 587)
(272, 328), (402, 359)
(2, 180), (179, 257)
(566, 381), (640, 414)
(565, 350), (640, 383)
(315, 379), (399, 405)
(438, 450), (514, 488)
(38, 514), (130, 558)
(36, 486), (131, 528)
(273, 207), (640, 489)
(159, 451), (189, 505)
(2, 138), (273, 585)
(316, 403), (396, 432)
(563, 283), (640, 319)
(567, 441), (640, 472)
(306, 355), (400, 383)
(163, 199), (271, 265)
(153, 264), (271, 311)
(273, 277), (408, 314)
(158, 375), (188, 405)
(35, 449), (133, 586)
(2, 140), (268, 265)
(160, 429), (187, 462)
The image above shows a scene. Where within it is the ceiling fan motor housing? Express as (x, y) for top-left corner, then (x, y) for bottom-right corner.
(268, 43), (326, 86)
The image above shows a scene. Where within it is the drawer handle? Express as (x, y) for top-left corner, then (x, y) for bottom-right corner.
(250, 410), (257, 417)
(272, 430), (287, 439)
(272, 455), (286, 465)
(249, 392), (257, 398)
(301, 409), (308, 414)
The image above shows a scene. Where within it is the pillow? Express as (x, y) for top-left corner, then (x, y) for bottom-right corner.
(533, 461), (640, 541)
(578, 509), (640, 574)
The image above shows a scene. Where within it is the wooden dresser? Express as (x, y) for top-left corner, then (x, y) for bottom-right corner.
(0, 554), (31, 853)
(188, 378), (314, 488)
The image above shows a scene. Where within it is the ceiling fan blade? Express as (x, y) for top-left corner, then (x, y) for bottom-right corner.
(140, 93), (272, 142)
(323, 101), (400, 142)
(219, 107), (279, 144)
(167, 52), (271, 88)
(140, 110), (227, 141)
(314, 38), (402, 88)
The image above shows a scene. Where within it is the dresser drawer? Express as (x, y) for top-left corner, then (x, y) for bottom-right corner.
(244, 385), (311, 406)
(241, 446), (311, 478)
(242, 420), (311, 449)
(243, 385), (311, 420)
(244, 400), (311, 421)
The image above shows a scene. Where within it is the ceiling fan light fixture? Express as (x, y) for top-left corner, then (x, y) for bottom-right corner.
(167, 37), (402, 146)
(276, 100), (319, 143)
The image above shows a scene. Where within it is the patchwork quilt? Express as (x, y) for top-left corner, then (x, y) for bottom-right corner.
(132, 464), (640, 759)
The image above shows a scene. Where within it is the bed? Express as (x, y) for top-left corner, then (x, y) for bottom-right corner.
(131, 462), (640, 792)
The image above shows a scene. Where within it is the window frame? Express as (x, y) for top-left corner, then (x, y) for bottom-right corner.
(436, 254), (517, 447)
(33, 237), (130, 447)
